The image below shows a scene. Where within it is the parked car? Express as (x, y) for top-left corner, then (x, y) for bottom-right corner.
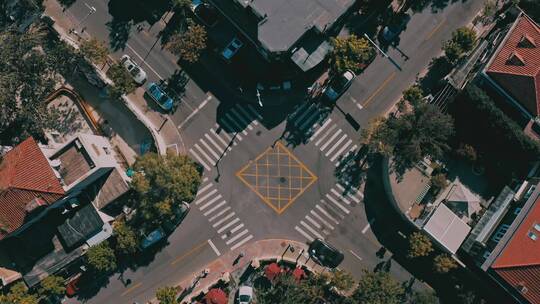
(381, 13), (411, 43)
(190, 0), (219, 27)
(237, 286), (253, 304)
(140, 202), (190, 249)
(323, 70), (355, 101)
(120, 55), (147, 85)
(146, 82), (174, 111)
(308, 239), (344, 268)
(222, 37), (243, 61)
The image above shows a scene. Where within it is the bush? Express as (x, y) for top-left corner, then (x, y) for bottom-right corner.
(114, 220), (139, 255)
(433, 254), (458, 273)
(86, 241), (117, 273)
(408, 232), (434, 258)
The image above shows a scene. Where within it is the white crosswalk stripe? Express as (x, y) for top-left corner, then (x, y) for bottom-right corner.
(320, 129), (342, 151)
(330, 139), (352, 162)
(295, 184), (365, 242)
(193, 181), (254, 251)
(309, 118), (332, 141)
(190, 106), (260, 171)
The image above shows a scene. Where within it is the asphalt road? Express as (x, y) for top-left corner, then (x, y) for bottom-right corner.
(58, 0), (485, 302)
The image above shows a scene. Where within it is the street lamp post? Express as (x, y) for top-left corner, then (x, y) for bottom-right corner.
(71, 3), (96, 33)
(256, 89), (263, 107)
(363, 33), (389, 58)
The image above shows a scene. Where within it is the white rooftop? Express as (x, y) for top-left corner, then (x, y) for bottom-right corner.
(423, 203), (471, 254)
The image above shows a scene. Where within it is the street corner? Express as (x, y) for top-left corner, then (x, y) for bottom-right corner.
(236, 142), (318, 215)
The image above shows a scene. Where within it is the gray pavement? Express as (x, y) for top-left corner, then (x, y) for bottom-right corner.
(46, 0), (485, 303)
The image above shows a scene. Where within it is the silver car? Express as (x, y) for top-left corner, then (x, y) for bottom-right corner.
(121, 54), (147, 85)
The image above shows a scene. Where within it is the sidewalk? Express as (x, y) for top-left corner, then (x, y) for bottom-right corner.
(44, 0), (183, 155)
(158, 239), (324, 304)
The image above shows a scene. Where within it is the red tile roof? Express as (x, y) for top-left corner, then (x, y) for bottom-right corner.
(0, 137), (64, 239)
(486, 13), (540, 117)
(492, 196), (540, 303)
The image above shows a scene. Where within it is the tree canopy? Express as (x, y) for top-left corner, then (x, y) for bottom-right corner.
(0, 282), (39, 304)
(38, 275), (66, 299)
(166, 23), (207, 63)
(433, 254), (458, 273)
(106, 63), (136, 99)
(407, 232), (434, 258)
(443, 27), (477, 63)
(156, 286), (179, 304)
(86, 241), (117, 273)
(130, 153), (201, 231)
(352, 270), (404, 304)
(113, 220), (139, 255)
(80, 38), (109, 65)
(330, 35), (375, 74)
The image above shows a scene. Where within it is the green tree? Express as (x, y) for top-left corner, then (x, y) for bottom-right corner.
(38, 275), (66, 299)
(0, 282), (39, 304)
(353, 270), (404, 304)
(360, 117), (394, 156)
(156, 286), (178, 304)
(166, 23), (207, 63)
(411, 290), (439, 304)
(408, 232), (434, 258)
(114, 220), (139, 255)
(443, 27), (477, 63)
(80, 38), (109, 65)
(455, 143), (477, 163)
(433, 254), (458, 273)
(106, 63), (136, 99)
(443, 41), (464, 64)
(519, 0), (540, 22)
(131, 153), (201, 231)
(323, 269), (355, 291)
(330, 35), (375, 74)
(86, 241), (117, 273)
(402, 85), (424, 108)
(430, 173), (448, 193)
(0, 26), (62, 144)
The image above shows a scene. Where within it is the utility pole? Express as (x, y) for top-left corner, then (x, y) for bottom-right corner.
(363, 33), (389, 58)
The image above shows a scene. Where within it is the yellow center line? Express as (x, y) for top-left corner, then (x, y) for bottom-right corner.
(121, 282), (142, 297)
(361, 72), (396, 108)
(171, 240), (209, 266)
(425, 18), (446, 41)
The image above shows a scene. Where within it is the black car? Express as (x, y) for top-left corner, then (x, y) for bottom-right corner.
(308, 239), (344, 268)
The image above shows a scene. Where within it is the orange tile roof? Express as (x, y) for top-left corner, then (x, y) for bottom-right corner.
(0, 137), (65, 239)
(486, 13), (540, 117)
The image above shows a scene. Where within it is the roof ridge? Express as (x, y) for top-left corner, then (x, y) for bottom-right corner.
(4, 186), (65, 196)
(493, 262), (540, 270)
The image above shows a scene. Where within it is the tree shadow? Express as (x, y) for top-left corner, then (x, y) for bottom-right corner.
(280, 103), (332, 148)
(106, 18), (133, 51)
(334, 146), (369, 195)
(418, 56), (453, 94)
(57, 0), (77, 9)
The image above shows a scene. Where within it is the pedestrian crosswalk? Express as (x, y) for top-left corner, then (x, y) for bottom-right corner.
(194, 178), (254, 251)
(189, 104), (261, 171)
(294, 183), (364, 243)
(288, 103), (358, 165)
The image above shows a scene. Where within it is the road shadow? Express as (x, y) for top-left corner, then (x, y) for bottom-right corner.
(334, 146), (369, 195)
(418, 56), (453, 94)
(280, 103), (332, 148)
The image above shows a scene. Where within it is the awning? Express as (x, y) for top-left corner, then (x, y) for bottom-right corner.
(291, 40), (331, 72)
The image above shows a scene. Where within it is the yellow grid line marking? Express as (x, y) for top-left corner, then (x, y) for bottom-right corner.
(236, 142), (317, 214)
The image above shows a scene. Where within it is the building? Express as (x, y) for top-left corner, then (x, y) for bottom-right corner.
(0, 135), (130, 287)
(483, 12), (540, 121)
(463, 164), (540, 304)
(208, 0), (356, 71)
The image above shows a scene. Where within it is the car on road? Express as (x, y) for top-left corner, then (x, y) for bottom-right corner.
(190, 0), (219, 27)
(120, 55), (147, 85)
(323, 70), (355, 101)
(237, 286), (253, 304)
(146, 82), (174, 111)
(308, 239), (344, 268)
(222, 37), (243, 61)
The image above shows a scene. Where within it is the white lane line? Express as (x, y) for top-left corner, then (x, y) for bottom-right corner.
(225, 113), (248, 136)
(202, 177), (209, 183)
(222, 223), (245, 238)
(229, 108), (253, 130)
(210, 129), (233, 151)
(331, 139), (352, 162)
(196, 183), (213, 196)
(194, 144), (216, 167)
(208, 239), (221, 256)
(226, 229), (249, 245)
(320, 199), (346, 219)
(214, 125), (233, 142)
(362, 219), (375, 234)
(207, 204), (230, 219)
(305, 215), (321, 229)
(331, 189), (351, 205)
(325, 194), (350, 214)
(125, 43), (165, 80)
(349, 250), (363, 261)
(315, 124), (337, 146)
(194, 189), (217, 205)
(217, 218), (240, 233)
(212, 212), (235, 228)
(315, 204), (339, 224)
(335, 145), (358, 166)
(347, 191), (363, 203)
(205, 133), (224, 153)
(301, 221), (324, 240)
(295, 226), (314, 242)
(309, 118), (332, 142)
(199, 195), (222, 210)
(178, 95), (212, 129)
(218, 119), (243, 141)
(200, 138), (220, 161)
(311, 210), (334, 230)
(203, 200), (227, 217)
(230, 234), (253, 250)
(320, 129), (342, 151)
(325, 134), (348, 157)
(189, 149), (210, 171)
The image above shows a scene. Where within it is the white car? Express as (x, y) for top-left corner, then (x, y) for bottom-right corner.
(222, 37), (243, 61)
(120, 55), (147, 85)
(237, 286), (253, 304)
(323, 70), (355, 101)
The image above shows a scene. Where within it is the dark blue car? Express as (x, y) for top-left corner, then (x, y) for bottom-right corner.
(146, 82), (174, 111)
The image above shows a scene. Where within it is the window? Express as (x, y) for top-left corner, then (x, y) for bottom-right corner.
(492, 224), (510, 242)
(535, 223), (540, 232)
(528, 231), (538, 241)
(514, 208), (522, 215)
